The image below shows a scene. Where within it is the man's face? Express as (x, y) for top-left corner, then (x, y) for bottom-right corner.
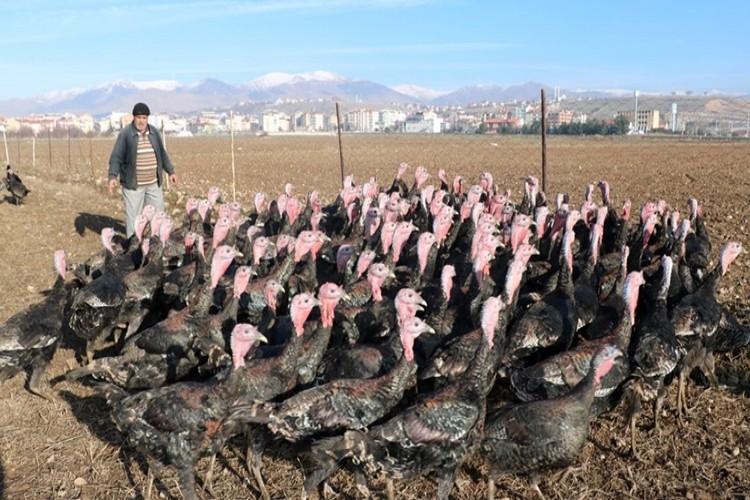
(134, 114), (148, 133)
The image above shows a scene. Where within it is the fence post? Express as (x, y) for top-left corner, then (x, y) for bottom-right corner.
(1, 127), (8, 165)
(89, 136), (94, 178)
(230, 111), (236, 203)
(335, 102), (345, 186)
(47, 128), (52, 169)
(541, 88), (547, 194)
(67, 127), (71, 172)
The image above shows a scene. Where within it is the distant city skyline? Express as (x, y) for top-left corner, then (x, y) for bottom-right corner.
(2, 1), (749, 99)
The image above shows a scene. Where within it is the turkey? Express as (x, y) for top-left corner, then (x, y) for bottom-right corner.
(414, 264), (463, 365)
(510, 271), (643, 417)
(231, 316), (434, 442)
(64, 245), (242, 390)
(419, 260), (523, 385)
(315, 287), (427, 382)
(503, 214), (580, 366)
(683, 197), (712, 282)
(97, 323), (268, 500)
(482, 345), (623, 499)
(573, 212), (604, 329)
(294, 282), (348, 385)
(73, 213), (151, 284)
(623, 256), (682, 459)
(114, 217), (173, 343)
(304, 296), (505, 500)
(68, 227), (128, 363)
(5, 164), (30, 204)
(669, 241), (743, 417)
(332, 261), (396, 345)
(229, 292), (320, 499)
(159, 231), (205, 309)
(0, 250), (78, 397)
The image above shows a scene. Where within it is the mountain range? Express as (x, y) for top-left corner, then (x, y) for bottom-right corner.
(0, 71), (731, 118)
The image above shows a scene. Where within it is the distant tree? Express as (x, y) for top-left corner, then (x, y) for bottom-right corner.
(522, 119), (542, 135)
(496, 124), (517, 135)
(612, 114), (630, 135)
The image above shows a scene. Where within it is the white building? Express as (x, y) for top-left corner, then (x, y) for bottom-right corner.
(262, 111), (290, 133)
(346, 109), (380, 132)
(403, 111), (444, 133)
(379, 109), (407, 130)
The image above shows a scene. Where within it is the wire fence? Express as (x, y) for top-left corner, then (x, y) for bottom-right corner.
(2, 90), (749, 203)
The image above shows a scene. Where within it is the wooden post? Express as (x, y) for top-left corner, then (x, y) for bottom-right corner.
(32, 136), (36, 168)
(541, 88), (547, 194)
(47, 127), (53, 169)
(67, 127), (71, 172)
(335, 103), (345, 186)
(1, 128), (8, 165)
(89, 136), (94, 178)
(230, 111), (236, 202)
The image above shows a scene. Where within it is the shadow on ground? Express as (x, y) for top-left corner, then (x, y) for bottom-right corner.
(74, 212), (125, 237)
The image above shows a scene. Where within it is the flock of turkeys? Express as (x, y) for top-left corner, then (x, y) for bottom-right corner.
(1, 163), (748, 499)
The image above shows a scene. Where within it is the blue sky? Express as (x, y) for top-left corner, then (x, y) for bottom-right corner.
(1, 0), (748, 99)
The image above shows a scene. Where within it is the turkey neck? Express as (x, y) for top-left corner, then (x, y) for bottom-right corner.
(191, 280), (217, 317)
(459, 333), (497, 398)
(419, 245), (439, 287)
(565, 358), (601, 413)
(375, 354), (419, 399)
(700, 257), (727, 293)
(271, 251), (297, 286)
(556, 251), (575, 299)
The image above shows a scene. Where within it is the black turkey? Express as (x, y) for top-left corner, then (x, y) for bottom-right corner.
(68, 227), (128, 363)
(6, 164), (30, 204)
(305, 296), (506, 500)
(482, 345), (623, 499)
(96, 323), (268, 500)
(0, 250), (78, 397)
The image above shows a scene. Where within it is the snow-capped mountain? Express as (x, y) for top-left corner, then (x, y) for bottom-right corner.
(1, 70), (731, 117)
(391, 84), (449, 101)
(246, 71), (348, 89)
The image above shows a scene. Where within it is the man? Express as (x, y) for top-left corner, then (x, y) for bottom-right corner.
(108, 102), (177, 238)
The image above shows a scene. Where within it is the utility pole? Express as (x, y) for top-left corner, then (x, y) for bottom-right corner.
(633, 90), (639, 134)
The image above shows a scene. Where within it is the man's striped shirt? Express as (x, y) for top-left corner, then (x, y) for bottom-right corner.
(136, 131), (158, 186)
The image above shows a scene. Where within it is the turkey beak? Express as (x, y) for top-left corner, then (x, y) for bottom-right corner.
(256, 333), (269, 344)
(418, 296), (428, 308)
(234, 248), (244, 258)
(422, 324), (436, 336)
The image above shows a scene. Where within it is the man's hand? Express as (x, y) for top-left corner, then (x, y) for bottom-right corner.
(169, 173), (178, 187)
(107, 178), (118, 195)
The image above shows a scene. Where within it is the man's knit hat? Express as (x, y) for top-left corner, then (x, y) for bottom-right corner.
(132, 102), (150, 116)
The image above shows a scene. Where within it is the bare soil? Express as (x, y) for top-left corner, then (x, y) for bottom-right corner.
(1, 135), (749, 499)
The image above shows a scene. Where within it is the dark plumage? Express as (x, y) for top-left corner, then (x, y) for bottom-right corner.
(68, 227), (128, 363)
(0, 250), (78, 397)
(669, 241), (743, 417)
(5, 164), (30, 204)
(482, 345), (623, 499)
(233, 316), (434, 442)
(304, 297), (506, 500)
(98, 324), (268, 500)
